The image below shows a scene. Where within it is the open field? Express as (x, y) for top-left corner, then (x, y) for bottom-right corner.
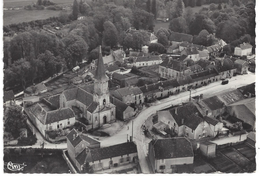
(4, 9), (62, 26)
(4, 0), (74, 8)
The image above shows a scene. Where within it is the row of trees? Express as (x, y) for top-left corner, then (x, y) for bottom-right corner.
(167, 0), (255, 48)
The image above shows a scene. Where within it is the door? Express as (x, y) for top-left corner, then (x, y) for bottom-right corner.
(103, 116), (107, 124)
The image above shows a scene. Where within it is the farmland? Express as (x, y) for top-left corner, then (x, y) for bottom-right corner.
(4, 0), (74, 8)
(3, 0), (74, 26)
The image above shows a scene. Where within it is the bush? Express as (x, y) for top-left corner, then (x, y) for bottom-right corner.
(18, 135), (37, 146)
(46, 5), (63, 11)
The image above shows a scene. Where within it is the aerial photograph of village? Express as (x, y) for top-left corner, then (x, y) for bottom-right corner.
(2, 0), (256, 174)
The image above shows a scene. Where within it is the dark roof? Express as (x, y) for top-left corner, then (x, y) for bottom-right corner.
(136, 55), (161, 62)
(44, 94), (60, 109)
(184, 114), (203, 130)
(168, 103), (203, 129)
(4, 90), (14, 102)
(111, 97), (130, 112)
(45, 108), (75, 124)
(67, 129), (100, 148)
(87, 102), (98, 113)
(151, 138), (193, 159)
(67, 129), (82, 147)
(182, 47), (199, 55)
(160, 58), (187, 71)
(76, 148), (87, 165)
(196, 59), (211, 69)
(169, 32), (193, 43)
(190, 68), (218, 82)
(87, 142), (137, 162)
(94, 46), (109, 81)
(63, 87), (93, 107)
(177, 75), (193, 85)
(203, 116), (219, 126)
(202, 96), (224, 111)
(106, 64), (120, 72)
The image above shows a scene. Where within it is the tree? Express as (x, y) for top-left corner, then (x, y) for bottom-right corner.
(169, 17), (189, 33)
(123, 33), (133, 50)
(147, 0), (151, 12)
(151, 0), (157, 18)
(59, 11), (70, 24)
(189, 14), (216, 35)
(72, 0), (79, 20)
(37, 0), (42, 6)
(183, 7), (194, 25)
(155, 27), (170, 38)
(132, 31), (144, 51)
(193, 29), (210, 46)
(157, 33), (168, 47)
(148, 43), (166, 54)
(4, 105), (27, 138)
(132, 8), (154, 30)
(175, 0), (185, 18)
(62, 34), (88, 68)
(103, 21), (118, 48)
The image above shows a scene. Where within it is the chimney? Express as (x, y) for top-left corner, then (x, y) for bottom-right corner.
(73, 134), (76, 140)
(181, 118), (184, 125)
(175, 107), (178, 115)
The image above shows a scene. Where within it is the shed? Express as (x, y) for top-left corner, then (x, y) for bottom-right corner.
(199, 141), (216, 158)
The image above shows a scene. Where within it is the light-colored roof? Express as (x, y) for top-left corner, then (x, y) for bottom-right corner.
(238, 43), (252, 50)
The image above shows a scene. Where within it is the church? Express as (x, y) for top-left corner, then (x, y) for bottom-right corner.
(60, 46), (116, 129)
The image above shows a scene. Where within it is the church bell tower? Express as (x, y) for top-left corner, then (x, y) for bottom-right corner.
(93, 46), (110, 109)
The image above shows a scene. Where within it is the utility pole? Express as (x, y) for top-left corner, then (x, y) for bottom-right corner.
(132, 120), (134, 141)
(189, 89), (192, 102)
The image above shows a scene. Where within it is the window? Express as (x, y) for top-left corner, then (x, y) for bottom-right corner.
(68, 120), (70, 125)
(103, 99), (106, 105)
(126, 156), (130, 161)
(109, 160), (113, 165)
(57, 124), (59, 129)
(95, 116), (97, 121)
(159, 165), (165, 170)
(120, 157), (124, 163)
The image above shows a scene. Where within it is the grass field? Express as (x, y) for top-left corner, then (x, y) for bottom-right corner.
(4, 0), (74, 8)
(4, 9), (62, 26)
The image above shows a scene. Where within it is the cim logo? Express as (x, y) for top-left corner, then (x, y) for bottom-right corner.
(7, 161), (27, 172)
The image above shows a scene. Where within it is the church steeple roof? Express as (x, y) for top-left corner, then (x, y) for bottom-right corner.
(94, 46), (108, 81)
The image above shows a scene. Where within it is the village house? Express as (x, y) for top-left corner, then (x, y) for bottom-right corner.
(226, 98), (255, 131)
(69, 140), (138, 173)
(189, 68), (220, 88)
(198, 50), (210, 60)
(148, 137), (194, 173)
(110, 86), (144, 105)
(181, 47), (200, 62)
(234, 59), (248, 74)
(133, 55), (162, 67)
(110, 97), (135, 121)
(67, 129), (101, 171)
(206, 44), (222, 56)
(167, 43), (179, 54)
(150, 33), (158, 43)
(60, 46), (116, 129)
(139, 79), (180, 102)
(24, 103), (76, 137)
(199, 141), (217, 158)
(159, 58), (190, 79)
(198, 96), (225, 118)
(142, 45), (149, 53)
(112, 72), (139, 88)
(215, 57), (237, 79)
(234, 43), (252, 56)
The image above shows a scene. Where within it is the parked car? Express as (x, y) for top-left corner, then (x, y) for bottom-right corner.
(221, 80), (229, 85)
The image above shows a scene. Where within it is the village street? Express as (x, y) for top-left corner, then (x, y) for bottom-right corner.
(6, 72), (255, 173)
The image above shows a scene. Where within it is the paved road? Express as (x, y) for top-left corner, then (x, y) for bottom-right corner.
(6, 72), (255, 173)
(100, 72), (255, 173)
